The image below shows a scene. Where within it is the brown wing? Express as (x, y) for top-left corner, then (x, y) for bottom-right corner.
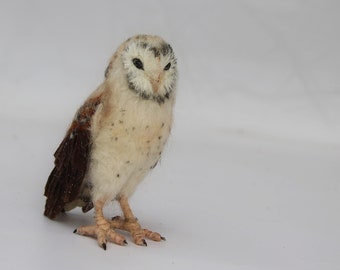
(44, 96), (102, 219)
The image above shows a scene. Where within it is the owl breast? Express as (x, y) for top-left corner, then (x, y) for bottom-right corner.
(88, 93), (173, 202)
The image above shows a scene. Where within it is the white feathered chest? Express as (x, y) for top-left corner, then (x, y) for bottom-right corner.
(89, 88), (174, 202)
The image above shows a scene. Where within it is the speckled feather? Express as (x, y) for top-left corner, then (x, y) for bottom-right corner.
(44, 96), (101, 218)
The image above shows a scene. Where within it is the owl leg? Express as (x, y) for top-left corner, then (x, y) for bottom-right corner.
(110, 196), (165, 246)
(74, 200), (127, 250)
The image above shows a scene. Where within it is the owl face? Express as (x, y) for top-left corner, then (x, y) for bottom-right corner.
(120, 36), (177, 104)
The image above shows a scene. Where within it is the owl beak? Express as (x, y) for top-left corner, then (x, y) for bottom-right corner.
(151, 74), (161, 93)
(152, 81), (159, 93)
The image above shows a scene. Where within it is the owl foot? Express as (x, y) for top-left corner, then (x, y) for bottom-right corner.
(74, 199), (127, 250)
(74, 220), (127, 250)
(111, 216), (165, 246)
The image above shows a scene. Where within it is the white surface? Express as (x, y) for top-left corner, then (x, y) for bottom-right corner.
(1, 1), (340, 269)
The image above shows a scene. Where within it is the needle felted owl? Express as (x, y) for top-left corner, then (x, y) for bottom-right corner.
(44, 35), (177, 250)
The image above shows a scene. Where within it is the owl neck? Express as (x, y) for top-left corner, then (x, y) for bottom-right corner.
(130, 87), (172, 105)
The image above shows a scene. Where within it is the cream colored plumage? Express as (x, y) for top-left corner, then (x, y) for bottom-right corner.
(44, 35), (177, 249)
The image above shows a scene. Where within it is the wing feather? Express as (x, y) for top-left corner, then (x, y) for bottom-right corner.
(44, 95), (102, 219)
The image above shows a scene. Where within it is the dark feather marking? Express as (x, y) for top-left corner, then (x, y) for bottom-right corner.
(104, 63), (111, 78)
(82, 202), (94, 213)
(44, 96), (101, 219)
(160, 43), (173, 56)
(150, 161), (158, 170)
(150, 47), (160, 57)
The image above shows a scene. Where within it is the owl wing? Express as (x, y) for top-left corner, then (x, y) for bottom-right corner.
(44, 94), (102, 219)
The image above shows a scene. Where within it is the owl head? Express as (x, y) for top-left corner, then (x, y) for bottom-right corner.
(106, 35), (177, 104)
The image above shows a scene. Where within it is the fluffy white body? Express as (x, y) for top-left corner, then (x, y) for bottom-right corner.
(88, 81), (174, 203)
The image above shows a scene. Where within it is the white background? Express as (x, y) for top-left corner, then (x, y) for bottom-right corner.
(1, 0), (340, 269)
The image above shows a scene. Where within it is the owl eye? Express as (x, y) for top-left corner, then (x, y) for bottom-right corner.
(132, 58), (144, 70)
(164, 62), (171, 71)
